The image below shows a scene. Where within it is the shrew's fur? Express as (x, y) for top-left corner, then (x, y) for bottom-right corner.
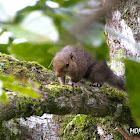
(53, 46), (125, 91)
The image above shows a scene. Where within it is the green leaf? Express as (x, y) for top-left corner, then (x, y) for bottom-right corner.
(64, 114), (87, 134)
(0, 90), (8, 104)
(75, 115), (80, 123)
(0, 44), (9, 54)
(9, 42), (62, 69)
(0, 75), (40, 99)
(0, 75), (16, 82)
(0, 10), (59, 43)
(0, 23), (48, 43)
(91, 41), (109, 61)
(83, 41), (109, 61)
(0, 80), (3, 99)
(125, 59), (140, 126)
(80, 115), (87, 122)
(0, 79), (8, 104)
(52, 0), (85, 7)
(3, 81), (40, 99)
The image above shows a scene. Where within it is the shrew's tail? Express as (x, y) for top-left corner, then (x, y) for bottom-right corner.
(107, 70), (126, 91)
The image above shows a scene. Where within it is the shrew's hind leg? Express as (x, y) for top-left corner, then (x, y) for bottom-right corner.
(89, 82), (103, 88)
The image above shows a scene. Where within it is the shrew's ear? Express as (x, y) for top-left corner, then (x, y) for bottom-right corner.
(70, 53), (74, 60)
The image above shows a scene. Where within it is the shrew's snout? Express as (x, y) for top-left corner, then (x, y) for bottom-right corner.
(55, 71), (66, 77)
(55, 72), (60, 77)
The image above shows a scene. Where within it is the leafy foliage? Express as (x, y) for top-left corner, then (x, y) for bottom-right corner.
(64, 114), (87, 134)
(0, 75), (41, 103)
(0, 80), (8, 104)
(56, 115), (124, 139)
(125, 60), (140, 126)
(0, 44), (9, 54)
(9, 42), (62, 68)
(0, 0), (108, 63)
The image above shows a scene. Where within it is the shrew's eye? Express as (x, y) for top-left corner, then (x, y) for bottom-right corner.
(66, 62), (69, 67)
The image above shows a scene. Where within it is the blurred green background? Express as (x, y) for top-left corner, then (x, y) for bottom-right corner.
(0, 0), (109, 69)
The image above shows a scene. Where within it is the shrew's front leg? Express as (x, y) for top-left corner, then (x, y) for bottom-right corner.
(58, 76), (66, 85)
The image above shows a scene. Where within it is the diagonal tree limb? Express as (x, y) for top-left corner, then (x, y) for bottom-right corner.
(0, 53), (135, 126)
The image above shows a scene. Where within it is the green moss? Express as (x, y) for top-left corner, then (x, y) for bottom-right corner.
(101, 84), (127, 102)
(46, 85), (72, 97)
(47, 85), (72, 90)
(0, 95), (42, 122)
(14, 97), (34, 117)
(54, 115), (126, 140)
(46, 85), (82, 98)
(0, 52), (57, 85)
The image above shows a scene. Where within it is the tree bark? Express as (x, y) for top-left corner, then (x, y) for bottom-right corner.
(103, 0), (140, 75)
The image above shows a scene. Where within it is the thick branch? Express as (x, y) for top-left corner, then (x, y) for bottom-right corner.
(0, 53), (134, 125)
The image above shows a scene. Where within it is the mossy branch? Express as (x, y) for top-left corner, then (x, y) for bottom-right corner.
(0, 53), (134, 125)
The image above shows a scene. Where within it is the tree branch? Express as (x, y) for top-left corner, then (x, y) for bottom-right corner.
(0, 53), (135, 125)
